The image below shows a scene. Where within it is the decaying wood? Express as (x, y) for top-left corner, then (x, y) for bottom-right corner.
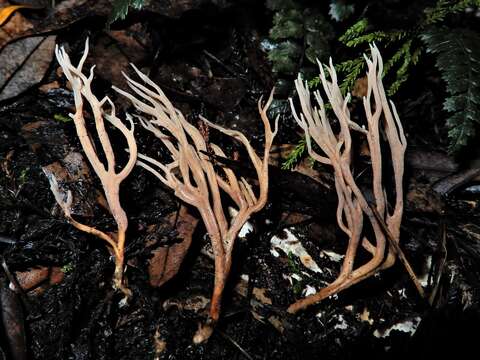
(114, 67), (278, 342)
(46, 40), (138, 297)
(288, 45), (410, 313)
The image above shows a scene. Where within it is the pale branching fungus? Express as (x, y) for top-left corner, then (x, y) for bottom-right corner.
(48, 40), (138, 297)
(288, 44), (407, 313)
(113, 65), (278, 343)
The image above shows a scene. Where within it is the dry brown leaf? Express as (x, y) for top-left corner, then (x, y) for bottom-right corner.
(0, 5), (31, 26)
(13, 267), (49, 291)
(148, 206), (198, 287)
(11, 266), (64, 294)
(0, 35), (56, 101)
(0, 0), (33, 47)
(91, 24), (150, 89)
(2, 0), (109, 46)
(352, 76), (368, 98)
(38, 80), (60, 93)
(41, 152), (98, 217)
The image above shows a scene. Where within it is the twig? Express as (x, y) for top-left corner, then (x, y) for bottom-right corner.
(429, 220), (447, 305)
(0, 256), (23, 293)
(0, 255), (34, 311)
(203, 50), (237, 77)
(369, 204), (426, 300)
(217, 329), (254, 360)
(432, 167), (480, 196)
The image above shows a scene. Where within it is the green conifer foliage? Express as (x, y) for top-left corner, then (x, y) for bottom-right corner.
(422, 28), (480, 153)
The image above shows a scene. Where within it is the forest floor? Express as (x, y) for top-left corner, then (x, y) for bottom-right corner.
(0, 1), (479, 359)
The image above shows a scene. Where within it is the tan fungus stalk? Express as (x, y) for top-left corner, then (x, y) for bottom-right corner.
(113, 65), (278, 343)
(288, 44), (407, 313)
(46, 40), (137, 297)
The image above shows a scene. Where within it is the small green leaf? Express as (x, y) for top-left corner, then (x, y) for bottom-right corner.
(61, 263), (74, 274)
(336, 57), (365, 94)
(18, 167), (29, 185)
(54, 114), (72, 123)
(109, 0), (146, 24)
(422, 27), (480, 153)
(339, 18), (368, 44)
(282, 138), (306, 170)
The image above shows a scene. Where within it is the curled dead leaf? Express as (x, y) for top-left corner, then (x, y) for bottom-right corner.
(0, 5), (32, 26)
(0, 0), (33, 47)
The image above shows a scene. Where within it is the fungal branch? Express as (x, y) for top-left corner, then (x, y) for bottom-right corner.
(48, 40), (138, 297)
(114, 65), (278, 343)
(288, 44), (407, 313)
